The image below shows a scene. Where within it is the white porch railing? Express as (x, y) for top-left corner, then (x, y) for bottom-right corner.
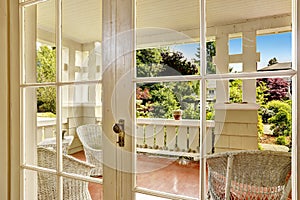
(136, 118), (215, 160)
(37, 117), (68, 144)
(37, 117), (216, 159)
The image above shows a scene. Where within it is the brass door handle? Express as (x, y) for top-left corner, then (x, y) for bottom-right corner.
(113, 119), (125, 147)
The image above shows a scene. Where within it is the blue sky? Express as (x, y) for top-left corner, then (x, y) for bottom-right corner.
(171, 32), (292, 71)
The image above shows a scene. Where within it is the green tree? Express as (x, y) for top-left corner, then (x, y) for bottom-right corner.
(256, 80), (268, 105)
(229, 79), (268, 105)
(258, 78), (290, 101)
(159, 51), (198, 76)
(266, 100), (292, 137)
(36, 46), (56, 114)
(136, 48), (200, 119)
(136, 87), (153, 118)
(195, 41), (216, 74)
(136, 48), (164, 77)
(148, 84), (179, 118)
(229, 79), (243, 103)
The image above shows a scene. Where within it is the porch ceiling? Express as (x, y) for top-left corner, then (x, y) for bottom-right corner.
(37, 0), (291, 45)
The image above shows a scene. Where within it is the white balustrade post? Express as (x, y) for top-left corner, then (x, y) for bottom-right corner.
(242, 31), (257, 103)
(215, 33), (229, 103)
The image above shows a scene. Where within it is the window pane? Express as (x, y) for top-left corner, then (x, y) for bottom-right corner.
(61, 83), (103, 181)
(136, 81), (200, 120)
(62, 0), (102, 82)
(209, 77), (292, 152)
(24, 86), (57, 167)
(208, 76), (292, 198)
(206, 0), (292, 76)
(135, 81), (200, 198)
(22, 0), (56, 84)
(24, 170), (39, 200)
(136, 0), (200, 78)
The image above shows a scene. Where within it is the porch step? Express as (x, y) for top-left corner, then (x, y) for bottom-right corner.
(136, 147), (200, 161)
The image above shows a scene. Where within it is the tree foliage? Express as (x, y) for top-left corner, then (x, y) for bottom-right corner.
(266, 100), (291, 137)
(36, 46), (56, 114)
(257, 78), (290, 101)
(136, 48), (200, 118)
(159, 51), (198, 76)
(136, 48), (164, 77)
(149, 84), (180, 118)
(136, 87), (153, 118)
(256, 80), (268, 105)
(195, 41), (216, 74)
(229, 79), (243, 103)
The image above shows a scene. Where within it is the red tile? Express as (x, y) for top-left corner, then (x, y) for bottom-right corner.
(71, 151), (200, 200)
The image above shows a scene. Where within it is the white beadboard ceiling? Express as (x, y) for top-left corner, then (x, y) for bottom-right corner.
(37, 0), (291, 45)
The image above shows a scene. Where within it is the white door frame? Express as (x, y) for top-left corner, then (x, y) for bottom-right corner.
(102, 0), (135, 199)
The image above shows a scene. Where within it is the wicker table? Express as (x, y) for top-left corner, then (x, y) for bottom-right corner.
(38, 136), (74, 154)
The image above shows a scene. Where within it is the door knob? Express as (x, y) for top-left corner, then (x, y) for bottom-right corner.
(113, 119), (125, 147)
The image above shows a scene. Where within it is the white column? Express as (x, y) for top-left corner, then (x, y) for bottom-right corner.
(215, 33), (229, 103)
(242, 31), (257, 103)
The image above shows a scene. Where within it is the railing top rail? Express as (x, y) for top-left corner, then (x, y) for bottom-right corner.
(37, 117), (68, 127)
(136, 118), (215, 127)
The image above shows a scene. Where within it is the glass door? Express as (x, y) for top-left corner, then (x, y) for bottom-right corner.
(134, 0), (205, 199)
(20, 0), (104, 199)
(133, 0), (295, 199)
(18, 0), (297, 199)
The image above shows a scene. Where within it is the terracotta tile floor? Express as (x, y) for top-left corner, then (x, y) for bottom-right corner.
(71, 151), (292, 200)
(71, 151), (200, 200)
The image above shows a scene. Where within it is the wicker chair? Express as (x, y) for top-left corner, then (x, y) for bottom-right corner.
(37, 147), (94, 200)
(206, 150), (291, 200)
(77, 124), (103, 176)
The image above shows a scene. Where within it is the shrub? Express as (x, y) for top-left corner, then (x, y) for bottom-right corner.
(260, 107), (275, 123)
(266, 100), (291, 137)
(36, 46), (56, 114)
(258, 143), (263, 150)
(276, 136), (287, 145)
(182, 105), (200, 120)
(257, 114), (264, 137)
(136, 88), (153, 118)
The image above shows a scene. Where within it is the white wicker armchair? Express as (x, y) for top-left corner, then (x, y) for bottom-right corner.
(37, 147), (94, 200)
(77, 124), (103, 176)
(206, 150), (291, 200)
